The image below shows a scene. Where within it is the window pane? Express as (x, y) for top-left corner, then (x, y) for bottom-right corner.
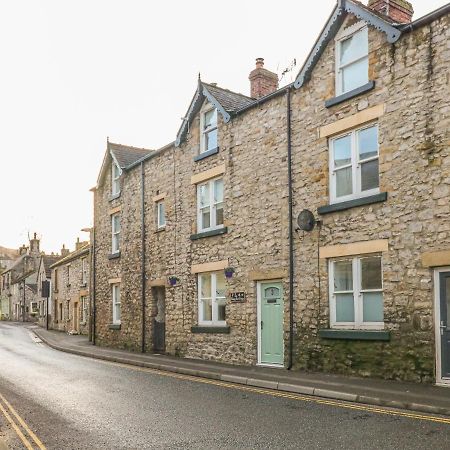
(334, 260), (353, 291)
(361, 159), (379, 191)
(361, 257), (382, 290)
(199, 184), (210, 208)
(336, 167), (352, 197)
(202, 299), (212, 321)
(113, 215), (121, 232)
(358, 126), (378, 160)
(214, 179), (224, 203)
(204, 109), (217, 128)
(363, 292), (383, 322)
(333, 135), (351, 168)
(216, 272), (225, 298)
(201, 209), (211, 229)
(205, 129), (217, 151)
(200, 274), (211, 298)
(340, 28), (368, 65)
(158, 202), (165, 226)
(342, 58), (368, 93)
(335, 293), (355, 322)
(215, 204), (224, 226)
(217, 302), (226, 321)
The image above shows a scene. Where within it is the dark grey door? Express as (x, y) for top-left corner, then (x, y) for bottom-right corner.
(152, 287), (166, 353)
(439, 272), (450, 379)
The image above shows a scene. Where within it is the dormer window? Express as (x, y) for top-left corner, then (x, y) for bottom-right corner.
(201, 107), (218, 154)
(111, 162), (121, 196)
(336, 25), (368, 95)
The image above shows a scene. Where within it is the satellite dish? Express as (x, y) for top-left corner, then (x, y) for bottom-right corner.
(297, 209), (316, 232)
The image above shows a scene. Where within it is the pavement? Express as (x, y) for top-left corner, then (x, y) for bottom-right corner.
(32, 325), (450, 417)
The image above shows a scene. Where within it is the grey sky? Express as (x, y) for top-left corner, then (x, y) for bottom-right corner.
(0, 0), (444, 253)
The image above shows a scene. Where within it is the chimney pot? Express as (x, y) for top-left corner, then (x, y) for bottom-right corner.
(367, 0), (414, 23)
(249, 57), (279, 99)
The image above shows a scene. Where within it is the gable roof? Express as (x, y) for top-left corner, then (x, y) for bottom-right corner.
(50, 243), (90, 269)
(293, 0), (402, 90)
(40, 255), (62, 278)
(97, 141), (153, 187)
(108, 142), (153, 169)
(176, 79), (254, 146)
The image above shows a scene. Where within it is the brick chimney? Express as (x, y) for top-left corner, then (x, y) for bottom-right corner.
(19, 245), (28, 256)
(249, 58), (279, 99)
(368, 0), (414, 23)
(61, 244), (70, 257)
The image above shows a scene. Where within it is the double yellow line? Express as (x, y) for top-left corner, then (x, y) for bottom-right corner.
(95, 358), (450, 426)
(0, 392), (46, 450)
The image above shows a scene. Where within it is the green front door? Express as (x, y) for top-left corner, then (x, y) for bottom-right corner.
(260, 282), (284, 365)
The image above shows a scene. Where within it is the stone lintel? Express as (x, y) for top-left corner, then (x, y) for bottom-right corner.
(319, 104), (385, 138)
(191, 164), (225, 185)
(191, 260), (229, 274)
(148, 278), (166, 287)
(248, 269), (287, 281)
(319, 239), (388, 259)
(109, 206), (122, 215)
(422, 250), (450, 268)
(108, 277), (122, 284)
(152, 192), (166, 203)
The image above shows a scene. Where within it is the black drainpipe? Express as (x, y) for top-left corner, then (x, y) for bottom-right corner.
(92, 207), (97, 345)
(286, 87), (295, 370)
(141, 162), (146, 353)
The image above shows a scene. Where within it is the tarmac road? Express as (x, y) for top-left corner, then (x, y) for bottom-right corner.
(0, 322), (449, 449)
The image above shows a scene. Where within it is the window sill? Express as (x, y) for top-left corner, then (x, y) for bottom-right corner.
(108, 252), (121, 260)
(109, 192), (121, 201)
(155, 226), (166, 233)
(190, 227), (228, 241)
(318, 329), (390, 341)
(318, 192), (387, 215)
(194, 147), (219, 162)
(191, 325), (230, 334)
(325, 81), (375, 108)
(80, 283), (87, 288)
(109, 323), (121, 330)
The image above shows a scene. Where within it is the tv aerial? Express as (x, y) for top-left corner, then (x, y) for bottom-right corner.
(296, 209), (318, 232)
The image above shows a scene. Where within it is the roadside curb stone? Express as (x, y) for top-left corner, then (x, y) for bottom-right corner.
(33, 329), (450, 418)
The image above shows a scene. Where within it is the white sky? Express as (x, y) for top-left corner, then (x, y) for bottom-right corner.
(0, 0), (444, 253)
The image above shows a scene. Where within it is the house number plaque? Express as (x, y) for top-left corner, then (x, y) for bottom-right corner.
(230, 292), (246, 303)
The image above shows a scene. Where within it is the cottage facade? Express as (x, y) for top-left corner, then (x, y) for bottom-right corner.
(92, 0), (450, 384)
(51, 242), (90, 335)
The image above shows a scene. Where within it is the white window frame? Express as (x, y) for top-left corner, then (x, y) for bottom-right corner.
(329, 123), (379, 204)
(112, 283), (121, 325)
(157, 200), (166, 229)
(200, 105), (218, 154)
(81, 257), (87, 285)
(111, 213), (121, 254)
(335, 22), (368, 96)
(31, 302), (38, 313)
(111, 162), (121, 196)
(198, 271), (226, 326)
(197, 177), (224, 233)
(81, 295), (88, 323)
(329, 255), (384, 330)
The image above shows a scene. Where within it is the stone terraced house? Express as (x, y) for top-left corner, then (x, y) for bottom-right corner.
(92, 0), (450, 384)
(0, 234), (43, 322)
(51, 240), (90, 335)
(36, 253), (62, 329)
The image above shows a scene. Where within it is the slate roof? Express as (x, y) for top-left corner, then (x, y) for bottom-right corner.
(202, 83), (255, 112)
(108, 142), (153, 169)
(50, 244), (90, 269)
(42, 255), (62, 277)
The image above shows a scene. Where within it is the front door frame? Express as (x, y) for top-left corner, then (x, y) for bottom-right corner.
(256, 280), (284, 367)
(434, 267), (450, 386)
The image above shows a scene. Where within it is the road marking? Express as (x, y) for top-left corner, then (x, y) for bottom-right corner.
(0, 400), (34, 450)
(92, 358), (450, 425)
(0, 392), (47, 450)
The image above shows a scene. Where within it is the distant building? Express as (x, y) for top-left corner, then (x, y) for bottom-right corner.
(50, 239), (90, 335)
